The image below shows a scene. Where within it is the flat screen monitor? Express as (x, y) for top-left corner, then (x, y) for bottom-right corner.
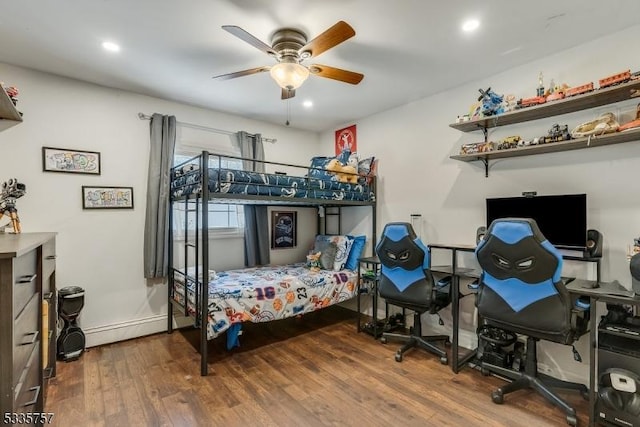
(486, 194), (587, 250)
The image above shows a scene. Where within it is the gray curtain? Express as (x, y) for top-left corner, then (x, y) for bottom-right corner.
(144, 113), (176, 278)
(230, 131), (270, 267)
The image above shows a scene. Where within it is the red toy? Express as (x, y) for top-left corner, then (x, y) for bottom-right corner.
(599, 70), (631, 89)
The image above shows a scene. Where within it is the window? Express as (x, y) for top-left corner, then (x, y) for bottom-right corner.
(173, 126), (244, 235)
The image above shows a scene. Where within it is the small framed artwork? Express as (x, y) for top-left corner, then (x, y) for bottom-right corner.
(82, 186), (134, 209)
(42, 146), (101, 175)
(271, 211), (297, 249)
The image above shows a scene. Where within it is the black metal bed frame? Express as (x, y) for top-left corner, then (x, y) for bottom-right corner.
(167, 151), (377, 376)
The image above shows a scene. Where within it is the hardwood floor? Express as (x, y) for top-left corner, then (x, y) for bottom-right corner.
(45, 306), (589, 426)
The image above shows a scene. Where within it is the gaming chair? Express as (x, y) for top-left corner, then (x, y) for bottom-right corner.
(376, 222), (450, 364)
(475, 218), (590, 426)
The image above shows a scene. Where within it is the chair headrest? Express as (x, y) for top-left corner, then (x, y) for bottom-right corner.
(476, 218), (562, 284)
(376, 222), (425, 271)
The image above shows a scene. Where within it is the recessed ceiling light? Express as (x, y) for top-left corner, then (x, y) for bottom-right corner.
(302, 100), (313, 108)
(102, 41), (120, 52)
(462, 19), (480, 32)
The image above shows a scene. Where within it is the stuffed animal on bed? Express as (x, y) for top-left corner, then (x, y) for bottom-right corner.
(326, 158), (358, 184)
(306, 251), (322, 272)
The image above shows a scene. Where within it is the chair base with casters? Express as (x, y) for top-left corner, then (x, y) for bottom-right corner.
(482, 335), (588, 427)
(380, 311), (450, 364)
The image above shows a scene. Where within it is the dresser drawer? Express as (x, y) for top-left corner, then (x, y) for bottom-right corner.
(13, 293), (40, 387)
(14, 343), (41, 417)
(13, 249), (37, 316)
(42, 239), (56, 284)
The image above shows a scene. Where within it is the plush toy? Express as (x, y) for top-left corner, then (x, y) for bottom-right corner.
(326, 158), (358, 184)
(306, 252), (322, 272)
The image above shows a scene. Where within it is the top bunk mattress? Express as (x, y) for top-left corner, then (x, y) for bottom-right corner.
(171, 167), (375, 202)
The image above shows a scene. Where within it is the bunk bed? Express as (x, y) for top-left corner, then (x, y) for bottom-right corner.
(168, 151), (377, 375)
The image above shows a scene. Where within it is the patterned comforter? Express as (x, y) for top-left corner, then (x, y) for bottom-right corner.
(172, 263), (358, 340)
(170, 167), (375, 202)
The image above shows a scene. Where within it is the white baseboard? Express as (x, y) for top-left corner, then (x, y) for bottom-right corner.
(84, 311), (194, 348)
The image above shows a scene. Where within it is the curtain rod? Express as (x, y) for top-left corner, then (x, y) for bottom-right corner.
(137, 113), (277, 143)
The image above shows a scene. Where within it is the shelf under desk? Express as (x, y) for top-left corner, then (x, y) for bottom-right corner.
(566, 279), (639, 426)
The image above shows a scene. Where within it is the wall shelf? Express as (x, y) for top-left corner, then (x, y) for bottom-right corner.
(449, 79), (640, 132)
(450, 128), (640, 162)
(449, 77), (640, 176)
(0, 86), (23, 132)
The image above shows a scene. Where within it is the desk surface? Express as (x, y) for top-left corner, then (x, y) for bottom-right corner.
(429, 243), (477, 251)
(567, 279), (638, 302)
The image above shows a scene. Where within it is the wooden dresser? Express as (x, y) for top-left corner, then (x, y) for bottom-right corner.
(0, 233), (56, 419)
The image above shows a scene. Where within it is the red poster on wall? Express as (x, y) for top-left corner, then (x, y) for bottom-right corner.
(335, 124), (357, 155)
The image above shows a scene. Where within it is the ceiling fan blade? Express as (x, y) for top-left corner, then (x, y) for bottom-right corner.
(212, 66), (270, 81)
(309, 64), (364, 85)
(222, 25), (277, 56)
(281, 88), (296, 100)
(299, 21), (355, 59)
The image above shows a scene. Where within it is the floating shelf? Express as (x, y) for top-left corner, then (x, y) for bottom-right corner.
(450, 128), (640, 163)
(0, 86), (23, 132)
(449, 79), (640, 132)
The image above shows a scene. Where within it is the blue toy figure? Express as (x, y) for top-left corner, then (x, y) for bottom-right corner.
(478, 87), (504, 116)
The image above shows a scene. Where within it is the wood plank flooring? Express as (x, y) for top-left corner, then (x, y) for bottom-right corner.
(45, 306), (589, 426)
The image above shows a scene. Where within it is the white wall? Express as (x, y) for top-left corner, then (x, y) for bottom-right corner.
(323, 24), (640, 384)
(0, 62), (321, 346)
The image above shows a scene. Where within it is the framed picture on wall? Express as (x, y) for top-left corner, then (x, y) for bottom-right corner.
(82, 186), (134, 209)
(271, 211), (297, 249)
(334, 124), (357, 155)
(42, 146), (101, 175)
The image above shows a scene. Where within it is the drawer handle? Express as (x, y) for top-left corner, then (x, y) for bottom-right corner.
(46, 255), (57, 260)
(21, 331), (39, 346)
(18, 274), (37, 284)
(23, 385), (41, 407)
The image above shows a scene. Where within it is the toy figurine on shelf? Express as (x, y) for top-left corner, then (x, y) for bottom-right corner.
(478, 87), (504, 116)
(0, 178), (26, 233)
(537, 72), (545, 97)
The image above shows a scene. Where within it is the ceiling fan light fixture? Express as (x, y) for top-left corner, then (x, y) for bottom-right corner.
(270, 62), (309, 90)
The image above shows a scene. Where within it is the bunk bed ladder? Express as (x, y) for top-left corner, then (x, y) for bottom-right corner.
(323, 206), (342, 235)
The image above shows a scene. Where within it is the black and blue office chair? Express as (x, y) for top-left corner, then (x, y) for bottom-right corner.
(475, 218), (590, 426)
(376, 222), (450, 364)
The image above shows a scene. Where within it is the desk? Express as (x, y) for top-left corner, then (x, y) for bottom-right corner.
(429, 243), (479, 373)
(566, 280), (640, 427)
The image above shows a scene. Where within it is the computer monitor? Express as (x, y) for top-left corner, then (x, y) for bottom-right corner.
(486, 193), (587, 250)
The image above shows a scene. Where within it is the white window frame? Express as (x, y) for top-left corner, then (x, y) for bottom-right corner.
(173, 127), (245, 239)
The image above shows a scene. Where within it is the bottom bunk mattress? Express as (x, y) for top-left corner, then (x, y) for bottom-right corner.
(172, 263), (357, 341)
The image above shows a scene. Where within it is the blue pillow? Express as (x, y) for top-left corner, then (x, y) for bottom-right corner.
(308, 156), (332, 180)
(345, 235), (366, 270)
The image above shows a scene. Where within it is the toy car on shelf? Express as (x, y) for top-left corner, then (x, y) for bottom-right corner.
(598, 70), (631, 89)
(540, 124), (571, 144)
(516, 96), (546, 109)
(497, 136), (522, 150)
(546, 91), (565, 102)
(459, 141), (494, 155)
(565, 82), (594, 97)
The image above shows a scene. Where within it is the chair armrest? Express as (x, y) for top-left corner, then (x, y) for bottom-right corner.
(436, 275), (452, 288)
(573, 296), (590, 311)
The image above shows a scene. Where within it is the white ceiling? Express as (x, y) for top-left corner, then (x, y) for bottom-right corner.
(1, 0), (639, 132)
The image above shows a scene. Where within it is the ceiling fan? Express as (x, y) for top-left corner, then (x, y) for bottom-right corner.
(212, 21), (364, 99)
